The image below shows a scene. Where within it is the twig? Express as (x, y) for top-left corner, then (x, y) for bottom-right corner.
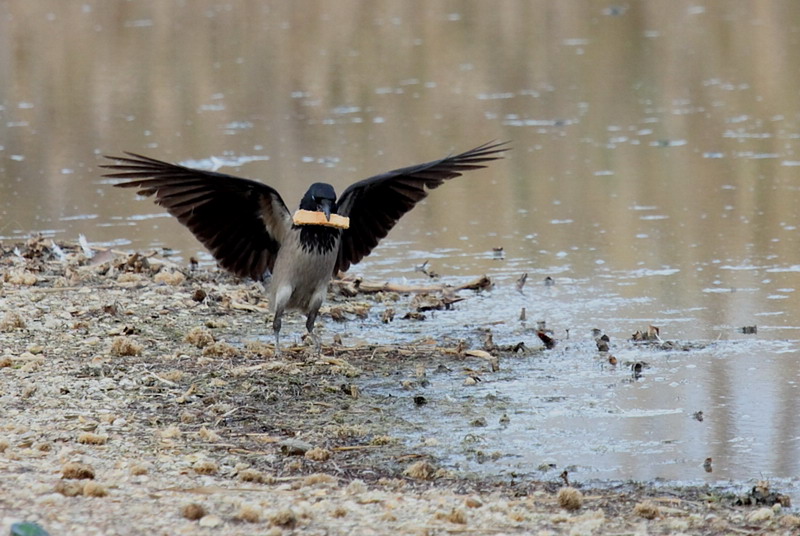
(147, 370), (178, 387)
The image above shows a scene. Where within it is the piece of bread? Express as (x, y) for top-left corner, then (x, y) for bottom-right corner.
(292, 209), (350, 229)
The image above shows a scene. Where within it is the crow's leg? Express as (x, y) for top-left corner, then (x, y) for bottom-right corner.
(272, 308), (284, 356)
(305, 308), (321, 355)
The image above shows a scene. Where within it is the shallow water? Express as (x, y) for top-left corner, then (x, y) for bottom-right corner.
(333, 257), (800, 493)
(3, 1), (800, 494)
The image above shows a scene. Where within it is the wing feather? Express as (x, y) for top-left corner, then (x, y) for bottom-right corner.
(334, 141), (509, 273)
(102, 152), (291, 280)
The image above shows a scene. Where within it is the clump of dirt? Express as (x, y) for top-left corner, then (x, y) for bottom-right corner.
(1, 237), (797, 535)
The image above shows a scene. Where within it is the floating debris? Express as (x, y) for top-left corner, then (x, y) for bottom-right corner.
(381, 307), (395, 323)
(463, 348), (499, 371)
(740, 325), (757, 334)
(414, 260), (439, 278)
(78, 234), (94, 258)
(331, 274), (491, 294)
(735, 480), (791, 507)
(516, 272), (528, 293)
(482, 331), (495, 352)
(595, 333), (610, 352)
(411, 293), (463, 312)
(507, 341), (527, 353)
(536, 330), (556, 349)
(703, 457), (713, 473)
(464, 349), (493, 360)
(632, 325), (661, 342)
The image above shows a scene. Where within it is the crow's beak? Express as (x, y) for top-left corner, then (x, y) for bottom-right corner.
(320, 199), (333, 221)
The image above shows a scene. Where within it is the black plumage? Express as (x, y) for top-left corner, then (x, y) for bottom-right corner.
(102, 141), (508, 353)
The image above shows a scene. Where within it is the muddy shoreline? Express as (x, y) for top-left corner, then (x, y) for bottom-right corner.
(1, 237), (798, 535)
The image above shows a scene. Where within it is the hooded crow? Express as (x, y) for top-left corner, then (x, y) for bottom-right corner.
(102, 141), (508, 353)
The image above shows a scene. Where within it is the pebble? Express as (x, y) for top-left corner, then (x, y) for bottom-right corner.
(747, 507), (774, 523)
(280, 439), (312, 456)
(198, 514), (223, 528)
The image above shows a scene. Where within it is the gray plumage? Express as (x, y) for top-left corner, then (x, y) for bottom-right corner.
(101, 141), (509, 353)
(269, 210), (340, 350)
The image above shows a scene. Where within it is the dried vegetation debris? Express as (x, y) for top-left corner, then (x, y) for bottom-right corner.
(0, 237), (797, 534)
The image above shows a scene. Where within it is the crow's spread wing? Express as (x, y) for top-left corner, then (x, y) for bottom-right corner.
(334, 141), (509, 273)
(102, 153), (291, 280)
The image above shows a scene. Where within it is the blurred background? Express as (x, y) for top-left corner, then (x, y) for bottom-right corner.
(3, 1), (800, 485)
(3, 3), (800, 338)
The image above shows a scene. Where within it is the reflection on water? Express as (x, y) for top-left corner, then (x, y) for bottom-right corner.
(3, 1), (800, 487)
(361, 335), (799, 486)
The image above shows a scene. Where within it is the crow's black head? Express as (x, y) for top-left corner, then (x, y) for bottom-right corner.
(300, 182), (338, 221)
